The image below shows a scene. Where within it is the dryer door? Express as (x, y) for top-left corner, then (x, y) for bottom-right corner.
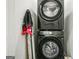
(38, 37), (64, 59)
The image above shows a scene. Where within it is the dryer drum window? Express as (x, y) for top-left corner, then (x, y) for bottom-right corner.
(42, 41), (59, 58)
(38, 37), (63, 59)
(39, 0), (63, 21)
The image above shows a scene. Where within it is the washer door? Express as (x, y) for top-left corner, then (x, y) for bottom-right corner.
(38, 37), (63, 59)
(42, 41), (59, 58)
(39, 0), (63, 21)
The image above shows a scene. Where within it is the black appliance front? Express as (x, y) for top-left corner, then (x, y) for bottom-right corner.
(35, 0), (64, 59)
(38, 0), (64, 30)
(36, 31), (64, 59)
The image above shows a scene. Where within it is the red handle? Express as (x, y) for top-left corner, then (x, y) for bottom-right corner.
(22, 24), (32, 36)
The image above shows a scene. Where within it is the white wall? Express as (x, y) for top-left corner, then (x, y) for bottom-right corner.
(6, 0), (37, 58)
(6, 0), (73, 58)
(64, 0), (73, 57)
(6, 0), (16, 56)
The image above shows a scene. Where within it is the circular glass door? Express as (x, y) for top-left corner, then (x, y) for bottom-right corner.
(39, 0), (62, 21)
(43, 1), (60, 18)
(42, 41), (59, 58)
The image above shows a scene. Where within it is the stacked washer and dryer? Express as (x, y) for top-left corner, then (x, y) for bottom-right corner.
(35, 0), (64, 59)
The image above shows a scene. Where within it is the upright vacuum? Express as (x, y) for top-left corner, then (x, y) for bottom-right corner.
(22, 9), (33, 59)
